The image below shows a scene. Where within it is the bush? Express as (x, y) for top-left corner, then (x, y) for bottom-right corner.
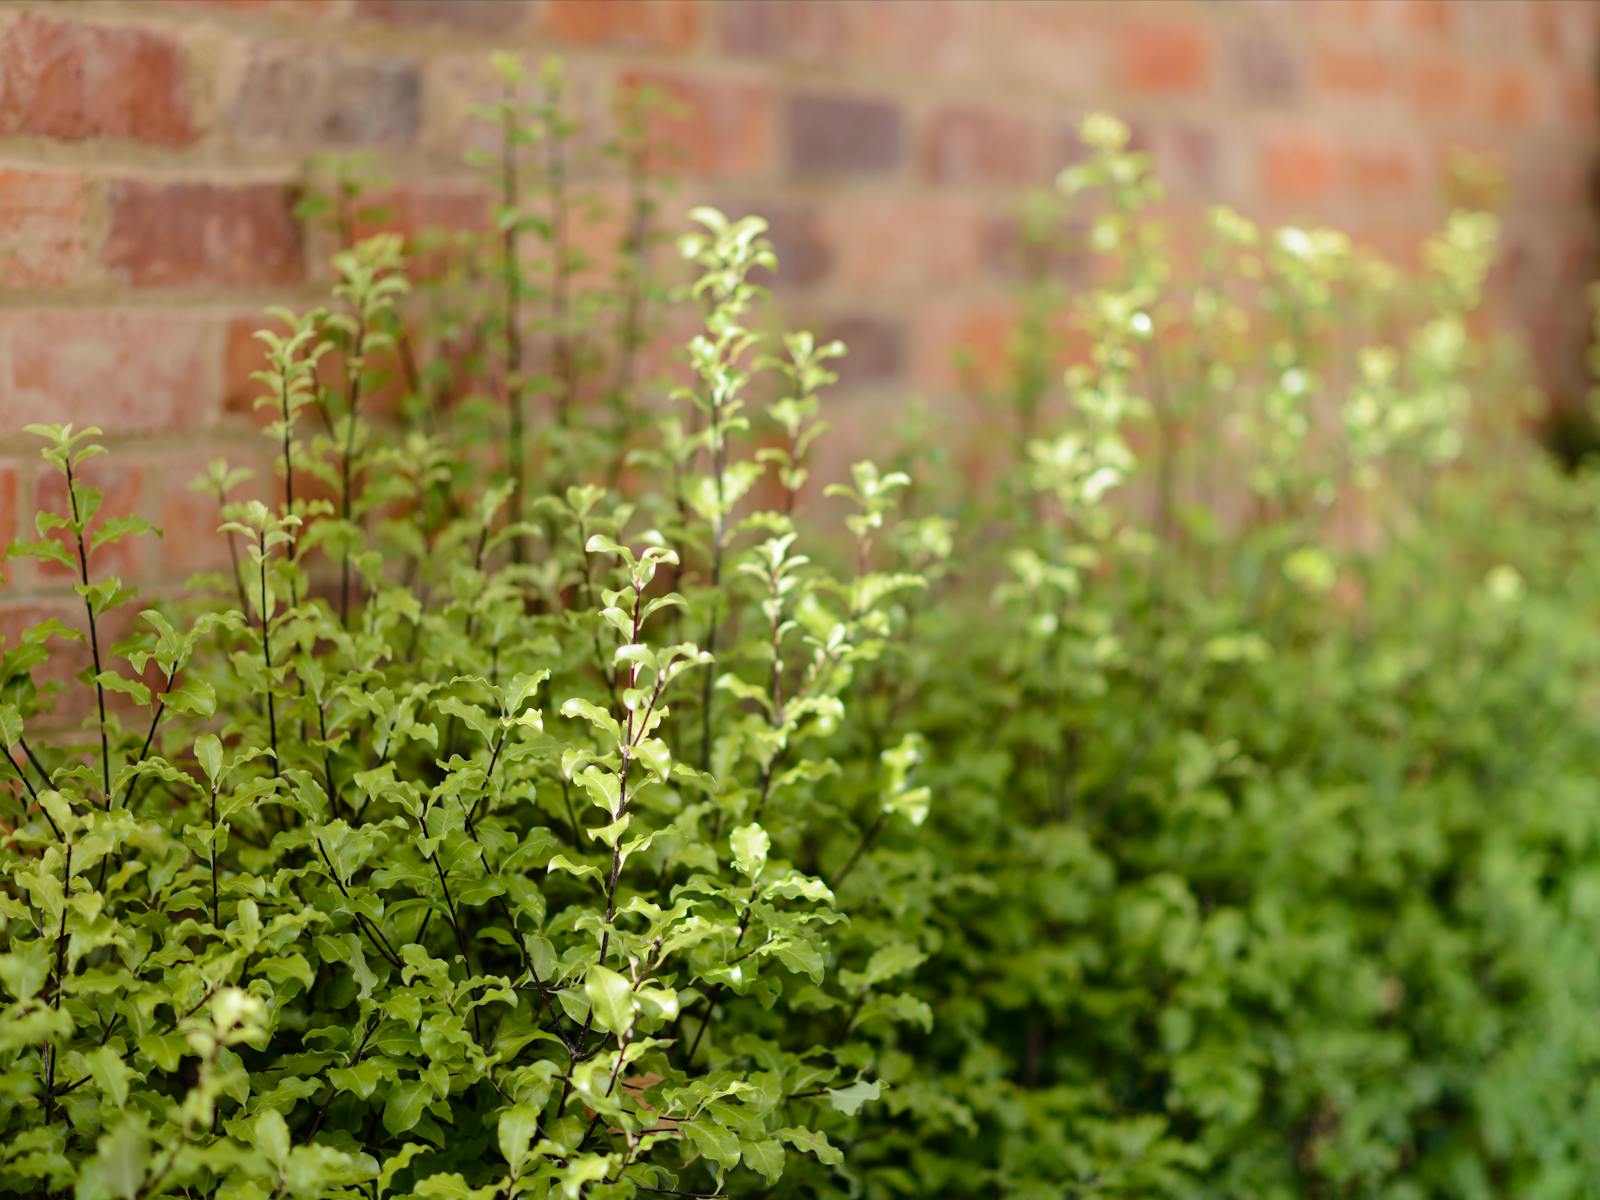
(0, 58), (934, 1200)
(6, 73), (1600, 1200)
(840, 117), (1600, 1198)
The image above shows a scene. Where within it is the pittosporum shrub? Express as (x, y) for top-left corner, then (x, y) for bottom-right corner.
(8, 73), (1600, 1200)
(0, 57), (936, 1200)
(835, 114), (1600, 1199)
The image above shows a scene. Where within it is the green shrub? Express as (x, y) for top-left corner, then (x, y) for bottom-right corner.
(0, 58), (935, 1200)
(8, 75), (1600, 1200)
(839, 115), (1600, 1198)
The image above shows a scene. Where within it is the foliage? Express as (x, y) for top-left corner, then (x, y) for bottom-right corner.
(6, 80), (1600, 1200)
(0, 64), (930, 1200)
(841, 113), (1600, 1198)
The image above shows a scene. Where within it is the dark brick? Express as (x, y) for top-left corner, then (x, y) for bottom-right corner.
(1234, 32), (1300, 103)
(820, 315), (904, 387)
(785, 92), (904, 178)
(354, 0), (531, 32)
(720, 0), (851, 60)
(982, 215), (1088, 284)
(105, 181), (304, 288)
(234, 46), (421, 149)
(760, 203), (832, 289)
(922, 105), (1036, 184)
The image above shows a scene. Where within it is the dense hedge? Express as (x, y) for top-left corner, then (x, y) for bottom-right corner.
(5, 72), (1600, 1200)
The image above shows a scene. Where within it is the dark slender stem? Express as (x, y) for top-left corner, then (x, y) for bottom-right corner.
(339, 314), (367, 628)
(258, 531), (279, 775)
(315, 838), (402, 970)
(66, 462), (111, 804)
(41, 840), (72, 1126)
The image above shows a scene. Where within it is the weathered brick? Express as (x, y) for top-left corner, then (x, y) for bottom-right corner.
(911, 299), (1022, 394)
(234, 44), (421, 148)
(1349, 146), (1416, 192)
(541, 0), (700, 50)
(0, 313), (213, 434)
(106, 181), (304, 289)
(158, 448), (271, 576)
(623, 72), (773, 177)
(981, 214), (1089, 285)
(223, 313), (273, 418)
(1317, 45), (1390, 93)
(748, 202), (832, 289)
(719, 0), (851, 61)
(1261, 136), (1339, 201)
(921, 106), (1036, 185)
(819, 195), (985, 295)
(1146, 122), (1224, 199)
(786, 93), (904, 178)
(819, 314), (905, 387)
(1234, 32), (1300, 103)
(0, 169), (88, 289)
(1413, 56), (1467, 114)
(0, 461), (17, 551)
(0, 13), (195, 144)
(355, 0), (530, 32)
(1490, 71), (1534, 124)
(1405, 0), (1454, 37)
(1121, 20), (1211, 93)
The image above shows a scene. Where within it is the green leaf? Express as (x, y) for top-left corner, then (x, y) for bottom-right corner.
(382, 1080), (432, 1136)
(730, 823), (769, 877)
(584, 964), (636, 1036)
(824, 1077), (881, 1116)
(195, 733), (223, 786)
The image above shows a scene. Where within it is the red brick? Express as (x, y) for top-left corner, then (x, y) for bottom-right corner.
(1121, 21), (1211, 93)
(234, 44), (420, 149)
(719, 0), (851, 61)
(921, 106), (1036, 185)
(158, 449), (271, 577)
(819, 195), (985, 295)
(0, 169), (88, 289)
(105, 181), (304, 289)
(0, 13), (195, 145)
(223, 312), (279, 419)
(1317, 45), (1390, 93)
(622, 71), (773, 177)
(786, 92), (904, 178)
(0, 312), (213, 434)
(1261, 137), (1339, 200)
(1349, 147), (1416, 192)
(1490, 71), (1534, 124)
(33, 458), (148, 581)
(1414, 57), (1468, 114)
(1405, 0), (1454, 36)
(912, 299), (1021, 394)
(0, 461), (17, 551)
(541, 0), (700, 50)
(355, 0), (530, 32)
(856, 0), (983, 77)
(1563, 75), (1598, 127)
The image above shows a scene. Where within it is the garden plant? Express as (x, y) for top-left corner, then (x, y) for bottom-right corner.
(5, 57), (1600, 1200)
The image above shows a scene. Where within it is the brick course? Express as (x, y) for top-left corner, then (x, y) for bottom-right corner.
(1, 0), (1598, 641)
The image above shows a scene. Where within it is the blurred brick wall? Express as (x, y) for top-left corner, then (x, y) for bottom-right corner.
(2, 0), (1598, 634)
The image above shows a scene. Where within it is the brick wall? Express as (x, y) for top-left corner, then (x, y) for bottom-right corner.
(2, 0), (1598, 631)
